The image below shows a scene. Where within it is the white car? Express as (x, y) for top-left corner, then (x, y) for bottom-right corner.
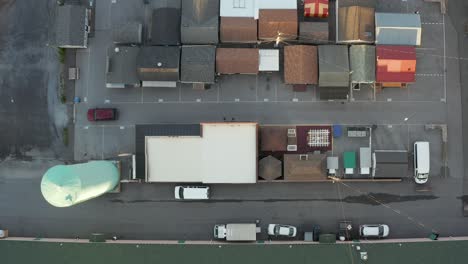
(174, 186), (210, 200)
(268, 224), (297, 237)
(359, 224), (389, 238)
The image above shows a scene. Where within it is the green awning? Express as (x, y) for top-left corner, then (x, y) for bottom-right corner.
(343, 152), (356, 169)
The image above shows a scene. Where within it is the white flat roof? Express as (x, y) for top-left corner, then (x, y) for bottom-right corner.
(146, 123), (257, 184)
(220, 0), (297, 19)
(259, 49), (279, 71)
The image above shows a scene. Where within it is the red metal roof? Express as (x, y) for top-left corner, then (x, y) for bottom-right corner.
(376, 45), (416, 83)
(304, 0), (329, 18)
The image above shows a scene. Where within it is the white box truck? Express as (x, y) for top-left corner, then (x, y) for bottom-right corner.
(213, 223), (258, 241)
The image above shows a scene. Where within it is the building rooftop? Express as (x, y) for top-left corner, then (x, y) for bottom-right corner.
(112, 22), (142, 45)
(284, 45), (318, 85)
(137, 46), (180, 82)
(3, 239), (468, 264)
(376, 45), (416, 83)
(284, 154), (327, 181)
(106, 46), (140, 88)
(145, 122), (258, 184)
(181, 45), (216, 84)
(56, 5), (88, 48)
(375, 13), (421, 46)
(151, 8), (181, 45)
(220, 17), (258, 43)
(181, 0), (219, 44)
(216, 48), (259, 74)
(350, 45), (376, 84)
(299, 22), (329, 43)
(337, 6), (375, 43)
(258, 9), (298, 40)
(318, 45), (350, 87)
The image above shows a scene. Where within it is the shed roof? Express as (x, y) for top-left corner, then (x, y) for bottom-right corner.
(151, 8), (181, 45)
(258, 9), (298, 40)
(56, 5), (87, 48)
(373, 151), (409, 179)
(283, 154), (327, 181)
(260, 126), (294, 152)
(220, 0), (297, 19)
(376, 45), (416, 83)
(375, 13), (421, 46)
(318, 45), (350, 87)
(299, 22), (329, 43)
(106, 46), (140, 88)
(216, 48), (259, 74)
(112, 22), (142, 44)
(258, 155), (282, 181)
(284, 45), (318, 85)
(350, 45), (375, 83)
(137, 46), (180, 82)
(181, 0), (219, 44)
(145, 123), (258, 184)
(181, 45), (216, 83)
(337, 6), (375, 43)
(220, 17), (258, 43)
(259, 49), (279, 72)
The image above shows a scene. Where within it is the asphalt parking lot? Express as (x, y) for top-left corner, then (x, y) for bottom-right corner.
(0, 0), (466, 241)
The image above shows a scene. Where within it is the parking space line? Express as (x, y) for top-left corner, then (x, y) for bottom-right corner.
(178, 85), (182, 102)
(101, 126), (105, 160)
(108, 99), (446, 104)
(442, 14), (447, 102)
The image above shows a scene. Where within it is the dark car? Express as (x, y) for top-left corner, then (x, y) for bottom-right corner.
(87, 108), (117, 121)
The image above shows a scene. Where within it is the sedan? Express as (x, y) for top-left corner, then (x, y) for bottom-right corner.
(268, 224), (297, 238)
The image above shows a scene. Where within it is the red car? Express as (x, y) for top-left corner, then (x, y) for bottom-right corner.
(87, 108), (117, 121)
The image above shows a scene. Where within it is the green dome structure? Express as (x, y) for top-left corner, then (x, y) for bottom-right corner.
(41, 161), (119, 207)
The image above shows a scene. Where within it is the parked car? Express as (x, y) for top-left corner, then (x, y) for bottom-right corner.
(268, 224), (297, 237)
(359, 224), (389, 238)
(413, 141), (430, 184)
(174, 186), (210, 200)
(87, 108), (117, 121)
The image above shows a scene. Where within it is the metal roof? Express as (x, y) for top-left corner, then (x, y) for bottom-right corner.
(284, 45), (318, 85)
(219, 0), (297, 19)
(350, 45), (375, 83)
(137, 46), (180, 82)
(220, 17), (258, 43)
(151, 8), (181, 45)
(135, 124), (201, 179)
(106, 46), (140, 88)
(337, 6), (375, 43)
(112, 22), (142, 44)
(258, 49), (279, 72)
(375, 13), (421, 45)
(376, 45), (416, 83)
(216, 48), (259, 74)
(318, 45), (350, 87)
(181, 45), (216, 83)
(181, 0), (219, 44)
(299, 22), (329, 43)
(56, 5), (87, 48)
(258, 9), (298, 40)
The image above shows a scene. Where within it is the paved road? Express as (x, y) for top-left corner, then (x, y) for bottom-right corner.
(0, 159), (467, 240)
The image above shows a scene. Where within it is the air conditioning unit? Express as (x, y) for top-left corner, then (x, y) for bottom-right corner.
(287, 128), (296, 137)
(287, 145), (297, 151)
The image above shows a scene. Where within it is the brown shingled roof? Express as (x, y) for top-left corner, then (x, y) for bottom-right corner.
(284, 45), (318, 84)
(258, 9), (298, 40)
(220, 17), (258, 43)
(216, 48), (259, 74)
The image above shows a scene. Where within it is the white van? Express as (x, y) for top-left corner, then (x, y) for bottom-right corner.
(174, 186), (210, 200)
(414, 141), (430, 184)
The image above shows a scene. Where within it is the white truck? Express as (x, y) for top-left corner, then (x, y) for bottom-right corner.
(213, 223), (259, 241)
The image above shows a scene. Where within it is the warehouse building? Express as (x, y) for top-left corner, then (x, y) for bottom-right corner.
(140, 123), (258, 184)
(56, 5), (89, 48)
